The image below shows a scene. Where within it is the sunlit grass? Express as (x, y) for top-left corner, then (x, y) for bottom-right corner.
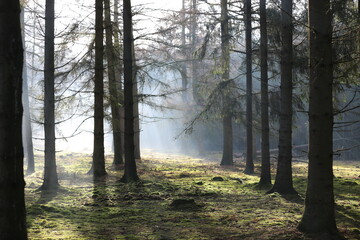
(25, 151), (360, 239)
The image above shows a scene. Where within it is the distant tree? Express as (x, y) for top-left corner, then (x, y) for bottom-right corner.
(121, 0), (139, 182)
(133, 67), (141, 161)
(41, 0), (59, 190)
(259, 0), (271, 186)
(298, 0), (339, 236)
(181, 0), (188, 102)
(91, 0), (107, 178)
(104, 0), (124, 166)
(21, 4), (35, 175)
(267, 0), (297, 194)
(0, 0), (28, 238)
(220, 0), (233, 166)
(244, 0), (254, 174)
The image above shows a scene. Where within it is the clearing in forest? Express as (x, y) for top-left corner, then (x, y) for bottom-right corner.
(25, 151), (360, 240)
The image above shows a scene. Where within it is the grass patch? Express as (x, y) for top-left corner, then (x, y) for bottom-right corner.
(25, 151), (360, 239)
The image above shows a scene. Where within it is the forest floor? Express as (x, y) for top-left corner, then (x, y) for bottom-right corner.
(25, 150), (360, 240)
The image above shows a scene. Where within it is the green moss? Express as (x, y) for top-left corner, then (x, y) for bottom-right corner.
(25, 152), (359, 239)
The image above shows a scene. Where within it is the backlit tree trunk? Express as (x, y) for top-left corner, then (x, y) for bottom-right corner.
(244, 0), (254, 174)
(104, 0), (123, 166)
(91, 0), (107, 178)
(220, 0), (233, 166)
(267, 0), (296, 194)
(41, 0), (59, 190)
(181, 0), (188, 102)
(121, 0), (139, 182)
(21, 6), (35, 175)
(0, 0), (28, 238)
(259, 0), (271, 185)
(298, 0), (338, 235)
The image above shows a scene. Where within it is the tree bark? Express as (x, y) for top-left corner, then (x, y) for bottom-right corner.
(259, 0), (271, 186)
(267, 0), (296, 194)
(220, 0), (233, 166)
(298, 0), (339, 235)
(41, 0), (59, 190)
(121, 0), (139, 182)
(104, 0), (123, 166)
(91, 0), (107, 178)
(244, 0), (254, 174)
(0, 1), (28, 238)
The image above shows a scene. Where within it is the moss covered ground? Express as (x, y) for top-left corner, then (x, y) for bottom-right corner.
(25, 150), (360, 239)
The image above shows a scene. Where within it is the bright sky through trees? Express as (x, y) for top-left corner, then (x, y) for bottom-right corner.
(25, 0), (183, 152)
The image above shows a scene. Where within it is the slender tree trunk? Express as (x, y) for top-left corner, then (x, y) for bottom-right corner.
(220, 0), (233, 166)
(267, 0), (296, 194)
(91, 0), (107, 178)
(121, 0), (139, 182)
(191, 0), (202, 105)
(104, 0), (123, 166)
(0, 1), (28, 238)
(23, 59), (35, 175)
(181, 0), (188, 102)
(113, 0), (125, 159)
(298, 0), (339, 235)
(41, 0), (59, 190)
(133, 70), (141, 160)
(259, 0), (271, 186)
(21, 7), (35, 175)
(244, 0), (254, 174)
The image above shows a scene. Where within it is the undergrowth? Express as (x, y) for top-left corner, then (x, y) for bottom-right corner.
(25, 150), (360, 240)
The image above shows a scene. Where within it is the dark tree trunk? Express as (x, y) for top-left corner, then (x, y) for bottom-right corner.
(41, 0), (59, 190)
(259, 0), (271, 186)
(0, 1), (28, 238)
(298, 0), (339, 236)
(91, 0), (107, 178)
(131, 3), (140, 160)
(104, 0), (123, 166)
(267, 0), (296, 194)
(113, 0), (125, 159)
(244, 0), (254, 174)
(21, 7), (35, 175)
(121, 0), (139, 182)
(220, 0), (233, 166)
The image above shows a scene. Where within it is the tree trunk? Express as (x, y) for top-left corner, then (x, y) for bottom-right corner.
(244, 0), (254, 174)
(113, 0), (125, 160)
(104, 0), (123, 166)
(23, 58), (35, 175)
(41, 0), (59, 190)
(0, 1), (28, 238)
(121, 0), (139, 182)
(181, 0), (188, 102)
(133, 68), (141, 160)
(298, 0), (339, 235)
(21, 6), (35, 175)
(259, 0), (271, 186)
(191, 0), (203, 105)
(220, 0), (233, 166)
(267, 0), (296, 194)
(91, 0), (107, 178)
